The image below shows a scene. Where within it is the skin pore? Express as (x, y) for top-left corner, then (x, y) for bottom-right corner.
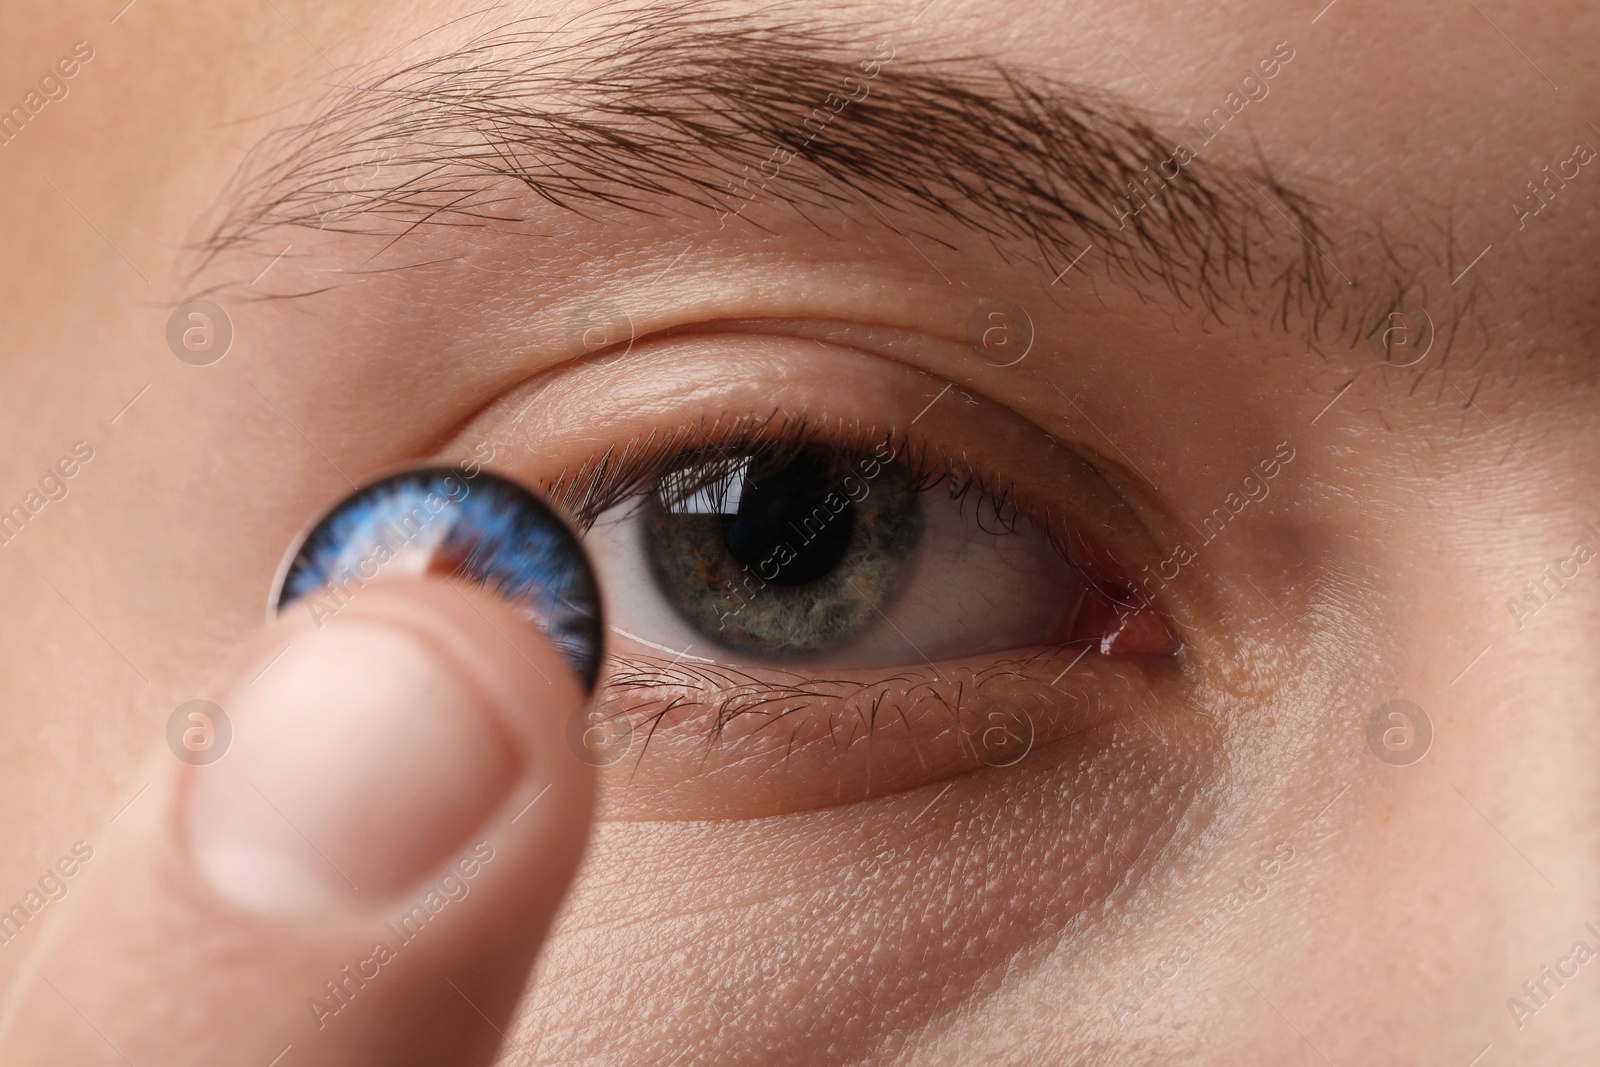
(0, 0), (1598, 1062)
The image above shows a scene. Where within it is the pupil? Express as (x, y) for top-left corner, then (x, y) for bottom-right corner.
(720, 453), (854, 586)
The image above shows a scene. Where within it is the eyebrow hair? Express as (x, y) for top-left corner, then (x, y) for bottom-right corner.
(198, 4), (1417, 343)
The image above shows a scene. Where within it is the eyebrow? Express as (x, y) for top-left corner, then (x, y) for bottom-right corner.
(200, 7), (1400, 340)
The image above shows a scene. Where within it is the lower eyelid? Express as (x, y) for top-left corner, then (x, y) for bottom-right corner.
(584, 644), (1168, 820)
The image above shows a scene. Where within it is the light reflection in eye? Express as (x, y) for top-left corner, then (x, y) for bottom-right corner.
(271, 467), (604, 688)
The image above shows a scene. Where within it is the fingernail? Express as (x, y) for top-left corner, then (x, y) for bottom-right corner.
(186, 617), (521, 915)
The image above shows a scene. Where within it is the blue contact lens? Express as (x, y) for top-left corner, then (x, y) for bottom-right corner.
(272, 467), (603, 690)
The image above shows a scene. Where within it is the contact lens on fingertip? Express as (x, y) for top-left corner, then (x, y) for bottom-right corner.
(270, 467), (603, 691)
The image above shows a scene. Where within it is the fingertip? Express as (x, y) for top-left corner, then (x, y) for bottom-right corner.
(188, 577), (595, 917)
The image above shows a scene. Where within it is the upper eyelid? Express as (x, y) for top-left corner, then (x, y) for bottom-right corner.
(429, 325), (1190, 625)
(539, 414), (906, 527)
(494, 402), (1164, 617)
(578, 438), (1045, 570)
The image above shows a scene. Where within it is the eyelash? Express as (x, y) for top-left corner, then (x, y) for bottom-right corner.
(540, 409), (1045, 556)
(604, 648), (1078, 760)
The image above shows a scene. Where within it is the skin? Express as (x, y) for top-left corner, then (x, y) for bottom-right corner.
(0, 0), (1597, 1063)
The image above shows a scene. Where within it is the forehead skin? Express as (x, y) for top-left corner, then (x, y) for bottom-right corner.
(1, 0), (1598, 1064)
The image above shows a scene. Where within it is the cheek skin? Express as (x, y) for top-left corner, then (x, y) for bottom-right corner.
(520, 714), (1217, 1062)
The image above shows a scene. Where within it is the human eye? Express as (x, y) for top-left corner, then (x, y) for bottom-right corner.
(577, 423), (1162, 668)
(427, 334), (1188, 820)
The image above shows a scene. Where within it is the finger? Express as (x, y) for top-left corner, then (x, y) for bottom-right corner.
(0, 578), (595, 1067)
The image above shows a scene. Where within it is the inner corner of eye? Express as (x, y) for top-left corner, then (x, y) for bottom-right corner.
(1068, 578), (1181, 659)
(572, 432), (1180, 668)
